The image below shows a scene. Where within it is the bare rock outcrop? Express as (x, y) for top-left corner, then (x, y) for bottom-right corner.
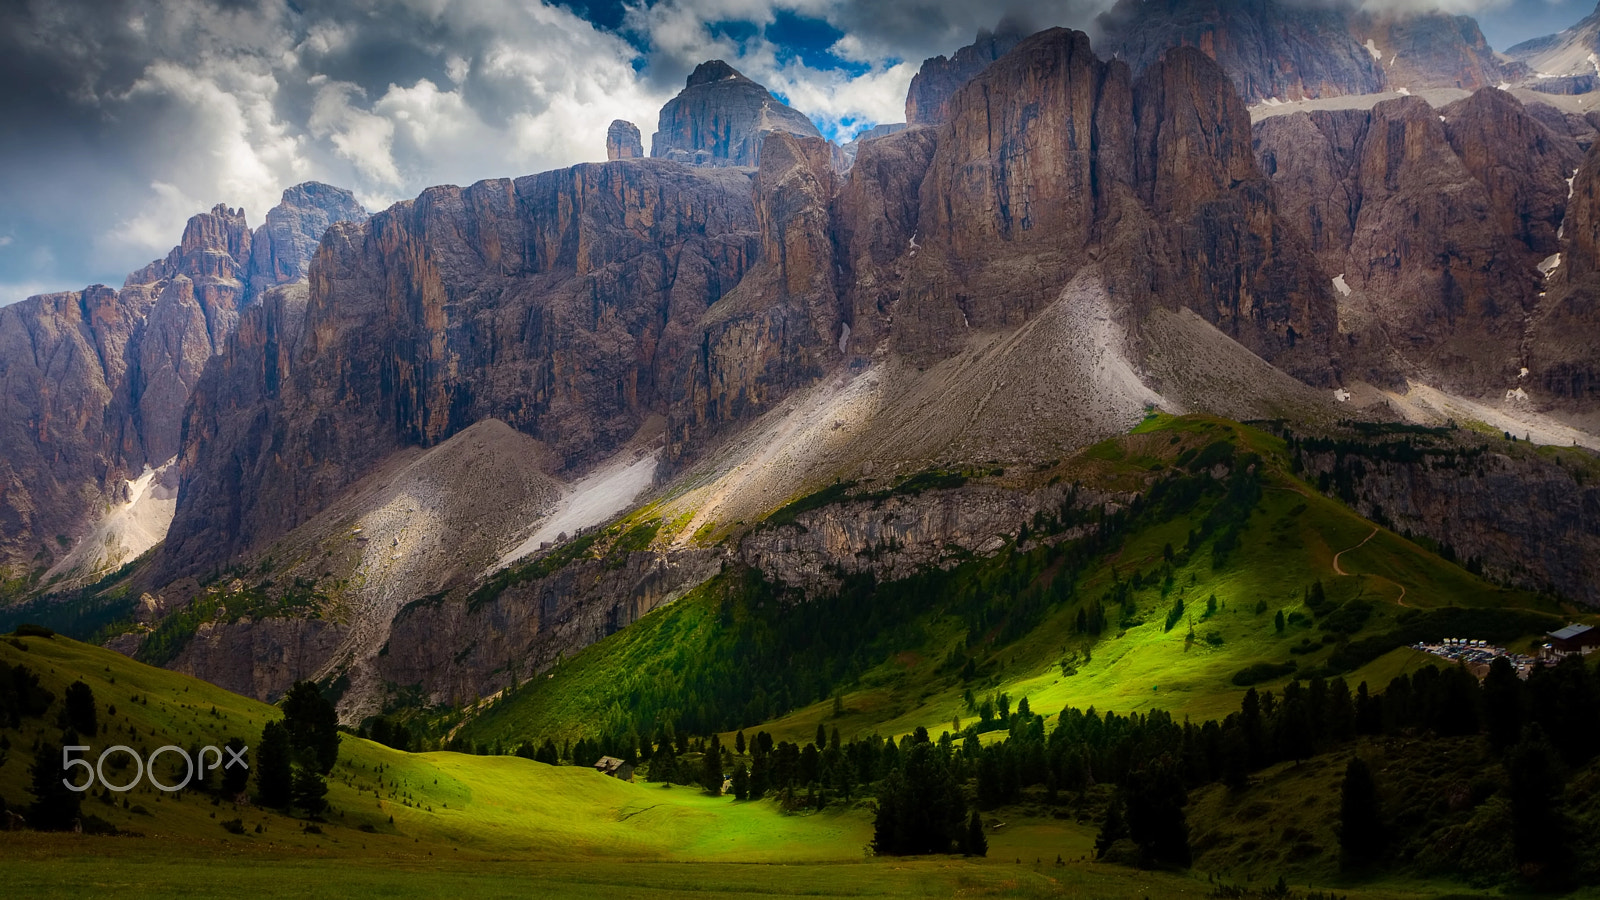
(895, 30), (1335, 382)
(1441, 88), (1584, 257)
(606, 119), (644, 160)
(650, 61), (823, 167)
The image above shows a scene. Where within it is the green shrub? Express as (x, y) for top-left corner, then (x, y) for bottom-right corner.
(1232, 661), (1298, 686)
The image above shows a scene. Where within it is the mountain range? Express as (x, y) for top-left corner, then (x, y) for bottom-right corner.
(1, 2), (1598, 729)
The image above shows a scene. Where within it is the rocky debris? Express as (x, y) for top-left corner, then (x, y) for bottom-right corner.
(1098, 0), (1509, 105)
(904, 22), (1025, 126)
(1254, 89), (1572, 393)
(606, 120), (644, 160)
(650, 60), (823, 167)
(166, 418), (564, 710)
(162, 160), (760, 580)
(246, 183), (367, 300)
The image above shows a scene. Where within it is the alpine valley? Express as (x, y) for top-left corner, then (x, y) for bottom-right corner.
(4, 2), (1600, 898)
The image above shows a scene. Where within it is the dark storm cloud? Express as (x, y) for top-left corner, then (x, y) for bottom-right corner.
(0, 0), (1587, 303)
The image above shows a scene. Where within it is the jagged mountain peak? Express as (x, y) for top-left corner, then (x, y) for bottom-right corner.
(686, 59), (748, 87)
(651, 59), (823, 167)
(904, 21), (1028, 126)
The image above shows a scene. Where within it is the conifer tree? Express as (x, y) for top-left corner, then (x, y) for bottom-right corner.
(1095, 797), (1128, 858)
(256, 721), (293, 810)
(1338, 757), (1383, 870)
(1123, 754), (1190, 867)
(700, 734), (724, 794)
(280, 681), (339, 774)
(27, 739), (81, 830)
(291, 752), (329, 817)
(1482, 656), (1524, 752)
(62, 681), (97, 737)
(1508, 725), (1568, 876)
(965, 811), (988, 857)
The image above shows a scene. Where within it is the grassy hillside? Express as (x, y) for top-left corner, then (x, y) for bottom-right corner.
(0, 631), (870, 862)
(458, 415), (1569, 751)
(0, 632), (1493, 899)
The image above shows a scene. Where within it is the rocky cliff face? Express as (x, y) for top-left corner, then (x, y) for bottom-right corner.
(650, 61), (824, 167)
(1099, 0), (1387, 104)
(1294, 434), (1600, 606)
(0, 186), (363, 581)
(163, 161), (759, 579)
(1440, 89), (1584, 257)
(666, 132), (842, 459)
(379, 546), (721, 706)
(1254, 90), (1577, 394)
(607, 120), (644, 160)
(1098, 0), (1509, 105)
(128, 25), (1600, 715)
(1354, 13), (1506, 94)
(1528, 133), (1600, 405)
(894, 30), (1335, 382)
(904, 23), (1025, 126)
(168, 29), (1344, 585)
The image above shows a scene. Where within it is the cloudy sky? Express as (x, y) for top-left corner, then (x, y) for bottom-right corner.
(0, 0), (1592, 303)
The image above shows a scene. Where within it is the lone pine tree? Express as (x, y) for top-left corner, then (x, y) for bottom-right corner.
(255, 721), (293, 810)
(28, 739), (82, 831)
(1338, 757), (1384, 870)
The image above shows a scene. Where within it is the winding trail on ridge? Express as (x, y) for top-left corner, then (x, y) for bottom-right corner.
(1332, 525), (1410, 608)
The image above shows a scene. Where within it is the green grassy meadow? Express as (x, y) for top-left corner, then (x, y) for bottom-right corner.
(1, 636), (1491, 898)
